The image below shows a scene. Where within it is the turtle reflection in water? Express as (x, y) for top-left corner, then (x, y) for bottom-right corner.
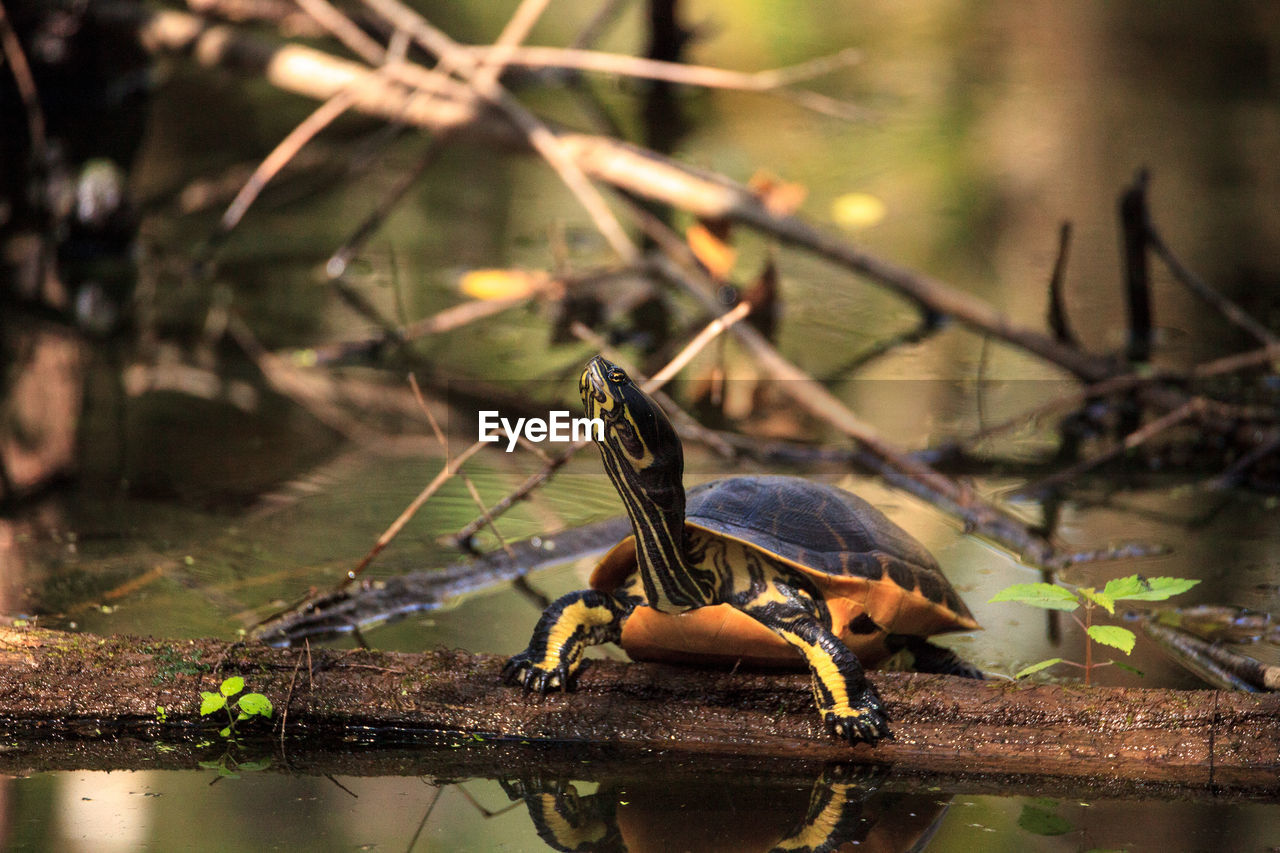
(500, 765), (949, 853)
(503, 356), (982, 745)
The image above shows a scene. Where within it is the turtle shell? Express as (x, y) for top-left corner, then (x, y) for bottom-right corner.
(591, 476), (979, 669)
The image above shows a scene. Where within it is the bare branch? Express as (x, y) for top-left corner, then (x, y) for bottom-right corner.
(0, 0), (47, 157)
(1148, 224), (1280, 347)
(361, 0), (639, 262)
(220, 87), (357, 231)
(458, 44), (863, 93)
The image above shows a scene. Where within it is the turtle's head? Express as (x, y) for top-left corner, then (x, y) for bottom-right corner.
(581, 356), (684, 489)
(581, 356), (689, 587)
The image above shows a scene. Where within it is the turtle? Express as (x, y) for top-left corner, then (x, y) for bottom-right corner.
(502, 355), (982, 745)
(499, 764), (949, 853)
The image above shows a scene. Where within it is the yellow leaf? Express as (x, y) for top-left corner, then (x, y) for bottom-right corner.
(831, 192), (887, 230)
(459, 269), (548, 301)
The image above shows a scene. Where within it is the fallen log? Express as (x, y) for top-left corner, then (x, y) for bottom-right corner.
(1, 627), (1276, 795)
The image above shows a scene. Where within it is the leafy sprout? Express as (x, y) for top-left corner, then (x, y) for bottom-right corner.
(200, 675), (273, 739)
(990, 575), (1199, 684)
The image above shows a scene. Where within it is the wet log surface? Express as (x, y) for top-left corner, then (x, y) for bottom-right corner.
(1, 627), (1277, 797)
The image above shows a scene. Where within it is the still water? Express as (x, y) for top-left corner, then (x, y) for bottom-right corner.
(4, 1), (1279, 850)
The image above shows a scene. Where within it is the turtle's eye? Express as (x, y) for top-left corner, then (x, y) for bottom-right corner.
(608, 367), (627, 384)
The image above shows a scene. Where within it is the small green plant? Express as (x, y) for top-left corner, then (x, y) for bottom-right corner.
(990, 574), (1199, 684)
(200, 676), (273, 738)
(1017, 799), (1074, 837)
(199, 753), (273, 779)
(151, 646), (210, 684)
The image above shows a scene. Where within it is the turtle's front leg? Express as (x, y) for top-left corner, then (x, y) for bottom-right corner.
(736, 585), (891, 745)
(503, 588), (638, 692)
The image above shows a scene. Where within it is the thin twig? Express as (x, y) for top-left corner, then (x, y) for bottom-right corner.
(220, 87), (358, 232)
(293, 0), (386, 65)
(409, 374), (513, 558)
(951, 372), (1152, 452)
(326, 136), (447, 279)
(342, 439), (489, 587)
(448, 444), (579, 552)
(772, 88), (872, 122)
(308, 291), (535, 366)
(279, 647), (304, 751)
(1147, 225), (1280, 347)
(472, 0), (552, 93)
(406, 785), (445, 851)
(1013, 399), (1204, 498)
(567, 318), (741, 459)
(1047, 221), (1078, 346)
(1143, 620), (1276, 692)
(570, 0), (629, 50)
(457, 44), (862, 92)
(645, 300), (754, 389)
(361, 0), (639, 262)
(955, 334), (1280, 455)
(0, 0), (46, 159)
(226, 316), (380, 441)
(1206, 431), (1280, 491)
(1191, 343), (1280, 379)
(299, 0), (515, 279)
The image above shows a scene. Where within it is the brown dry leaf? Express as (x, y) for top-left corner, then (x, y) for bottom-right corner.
(686, 221), (738, 280)
(748, 170), (808, 217)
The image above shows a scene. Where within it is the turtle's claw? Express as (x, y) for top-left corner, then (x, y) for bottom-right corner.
(501, 652), (572, 693)
(825, 687), (892, 746)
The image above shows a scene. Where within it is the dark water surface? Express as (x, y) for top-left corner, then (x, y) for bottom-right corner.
(4, 1), (1279, 850)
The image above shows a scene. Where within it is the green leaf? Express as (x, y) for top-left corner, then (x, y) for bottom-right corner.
(1078, 587), (1116, 615)
(1018, 803), (1073, 836)
(990, 583), (1080, 611)
(1015, 658), (1064, 679)
(1102, 575), (1200, 602)
(200, 692), (226, 716)
(237, 693), (273, 718)
(220, 676), (245, 697)
(1111, 660), (1144, 676)
(1099, 575), (1148, 598)
(238, 759), (272, 772)
(218, 726), (231, 738)
(1087, 625), (1136, 654)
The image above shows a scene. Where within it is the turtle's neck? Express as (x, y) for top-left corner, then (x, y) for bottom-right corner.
(596, 436), (707, 611)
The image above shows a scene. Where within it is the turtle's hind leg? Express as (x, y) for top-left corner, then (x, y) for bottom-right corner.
(889, 635), (985, 680)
